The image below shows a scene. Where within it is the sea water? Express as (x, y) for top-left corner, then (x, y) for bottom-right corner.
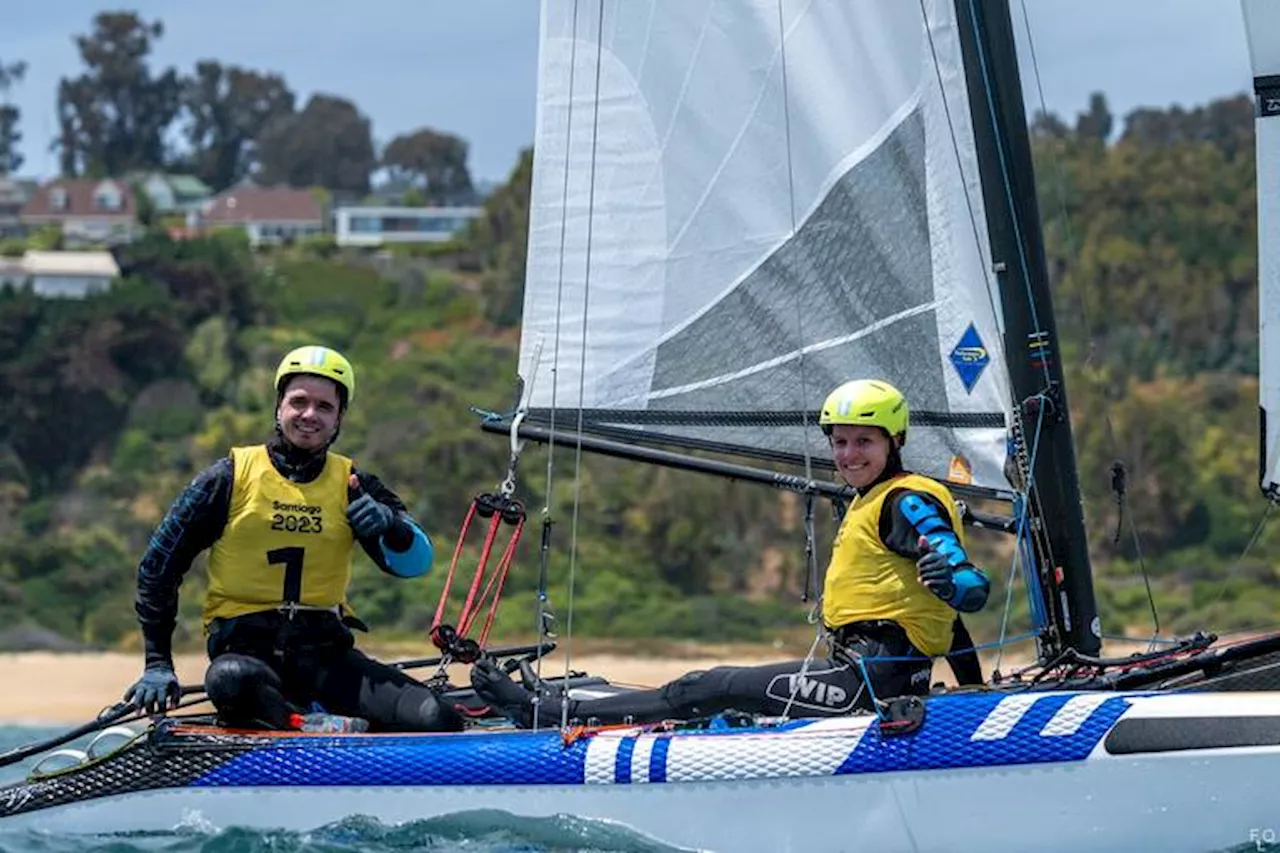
(0, 725), (686, 853)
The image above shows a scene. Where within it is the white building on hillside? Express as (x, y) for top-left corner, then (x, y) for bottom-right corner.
(0, 250), (120, 298)
(333, 206), (481, 247)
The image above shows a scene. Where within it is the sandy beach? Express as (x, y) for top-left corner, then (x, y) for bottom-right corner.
(0, 646), (785, 724)
(0, 641), (1020, 725)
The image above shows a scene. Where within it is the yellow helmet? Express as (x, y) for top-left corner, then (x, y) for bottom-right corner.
(818, 379), (909, 444)
(275, 345), (355, 406)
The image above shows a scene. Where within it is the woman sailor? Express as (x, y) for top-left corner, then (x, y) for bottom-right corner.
(471, 379), (991, 725)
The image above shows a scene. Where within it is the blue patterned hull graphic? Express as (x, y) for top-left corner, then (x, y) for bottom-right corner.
(613, 736), (637, 783)
(190, 692), (1133, 788)
(193, 729), (587, 787)
(649, 737), (671, 783)
(837, 693), (1130, 775)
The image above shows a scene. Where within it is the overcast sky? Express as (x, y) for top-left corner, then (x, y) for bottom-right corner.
(1, 1), (1255, 183)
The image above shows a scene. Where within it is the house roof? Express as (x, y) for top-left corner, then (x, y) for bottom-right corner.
(20, 179), (136, 220)
(0, 250), (120, 278)
(23, 250), (120, 277)
(203, 187), (323, 224)
(168, 175), (212, 198)
(125, 171), (211, 195)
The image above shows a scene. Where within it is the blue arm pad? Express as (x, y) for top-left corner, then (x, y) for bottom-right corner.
(950, 567), (990, 613)
(379, 519), (434, 578)
(898, 493), (970, 568)
(898, 493), (990, 612)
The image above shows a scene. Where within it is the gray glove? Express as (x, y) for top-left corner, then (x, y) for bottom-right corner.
(124, 664), (180, 715)
(347, 493), (395, 539)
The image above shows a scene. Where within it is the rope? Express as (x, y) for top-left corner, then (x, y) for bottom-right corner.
(531, 0), (587, 733)
(779, 626), (828, 722)
(429, 494), (526, 667)
(1197, 498), (1279, 625)
(772, 0), (824, 625)
(860, 631), (1040, 666)
(560, 0), (607, 731)
(1004, 396), (1061, 661)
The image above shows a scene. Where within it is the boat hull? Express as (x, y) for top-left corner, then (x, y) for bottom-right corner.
(2, 690), (1278, 853)
(5, 750), (1277, 853)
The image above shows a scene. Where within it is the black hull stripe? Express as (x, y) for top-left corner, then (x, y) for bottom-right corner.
(1105, 716), (1280, 755)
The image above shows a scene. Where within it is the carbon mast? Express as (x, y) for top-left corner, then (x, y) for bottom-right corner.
(953, 0), (1101, 656)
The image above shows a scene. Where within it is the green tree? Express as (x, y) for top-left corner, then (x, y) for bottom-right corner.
(1120, 95), (1253, 160)
(1030, 107), (1070, 139)
(470, 148), (532, 327)
(1075, 91), (1113, 141)
(180, 61), (295, 191)
(255, 94), (375, 194)
(0, 58), (27, 175)
(381, 127), (475, 204)
(185, 316), (234, 399)
(55, 12), (181, 177)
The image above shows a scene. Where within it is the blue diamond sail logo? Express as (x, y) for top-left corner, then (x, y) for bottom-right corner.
(949, 323), (990, 393)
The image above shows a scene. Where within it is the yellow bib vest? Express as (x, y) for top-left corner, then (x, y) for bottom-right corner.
(821, 473), (963, 656)
(204, 445), (356, 628)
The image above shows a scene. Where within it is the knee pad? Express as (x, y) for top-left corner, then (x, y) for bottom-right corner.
(205, 654), (282, 710)
(661, 668), (729, 706)
(421, 695), (465, 732)
(389, 686), (466, 732)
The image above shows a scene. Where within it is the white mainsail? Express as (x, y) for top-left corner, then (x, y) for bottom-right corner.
(520, 0), (1016, 493)
(1243, 0), (1280, 498)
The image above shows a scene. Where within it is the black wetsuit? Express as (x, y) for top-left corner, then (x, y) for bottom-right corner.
(474, 620), (932, 728)
(948, 614), (984, 685)
(135, 435), (462, 732)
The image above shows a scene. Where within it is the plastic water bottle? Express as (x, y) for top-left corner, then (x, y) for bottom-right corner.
(289, 712), (370, 733)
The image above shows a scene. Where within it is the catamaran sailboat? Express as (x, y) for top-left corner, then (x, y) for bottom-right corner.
(2, 2), (1280, 851)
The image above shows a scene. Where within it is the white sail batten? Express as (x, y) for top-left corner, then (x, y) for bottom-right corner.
(521, 0), (1015, 492)
(1243, 0), (1280, 497)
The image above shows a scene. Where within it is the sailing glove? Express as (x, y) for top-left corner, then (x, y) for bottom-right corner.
(916, 541), (990, 613)
(124, 664), (180, 714)
(347, 494), (396, 539)
(916, 549), (958, 601)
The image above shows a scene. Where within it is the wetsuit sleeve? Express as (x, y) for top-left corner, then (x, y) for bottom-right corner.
(135, 457), (233, 668)
(350, 469), (434, 578)
(880, 488), (990, 613)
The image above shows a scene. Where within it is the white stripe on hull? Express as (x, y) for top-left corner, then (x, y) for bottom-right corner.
(6, 746), (1279, 853)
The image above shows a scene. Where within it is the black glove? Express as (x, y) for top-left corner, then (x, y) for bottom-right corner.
(347, 493), (395, 539)
(124, 664), (180, 715)
(916, 538), (957, 603)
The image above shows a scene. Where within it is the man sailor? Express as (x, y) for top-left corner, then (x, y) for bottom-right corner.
(124, 345), (461, 732)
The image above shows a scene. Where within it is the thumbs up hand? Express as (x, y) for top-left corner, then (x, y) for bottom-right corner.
(916, 535), (957, 602)
(346, 473), (395, 539)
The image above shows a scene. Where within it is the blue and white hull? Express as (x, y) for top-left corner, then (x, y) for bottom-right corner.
(2, 689), (1279, 852)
